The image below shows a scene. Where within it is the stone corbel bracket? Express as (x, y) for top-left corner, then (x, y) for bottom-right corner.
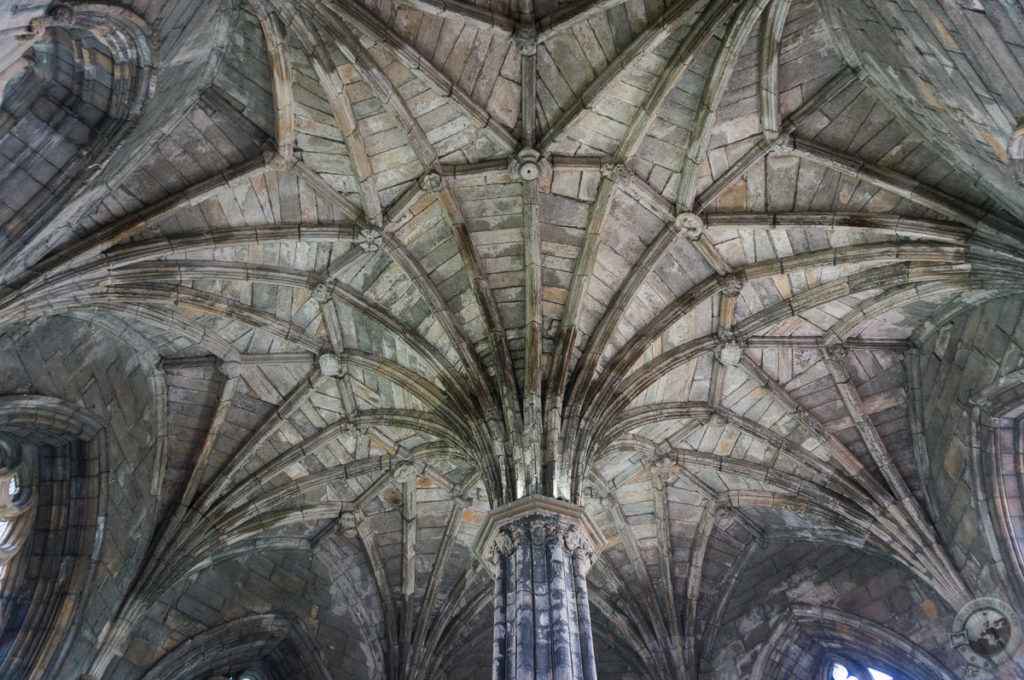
(472, 494), (607, 578)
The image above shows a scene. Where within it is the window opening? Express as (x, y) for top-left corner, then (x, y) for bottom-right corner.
(831, 662), (894, 680)
(0, 465), (30, 587)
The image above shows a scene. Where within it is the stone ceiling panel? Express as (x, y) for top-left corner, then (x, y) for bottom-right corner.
(3, 0), (1024, 678)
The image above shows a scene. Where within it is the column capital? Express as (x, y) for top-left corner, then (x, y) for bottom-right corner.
(473, 495), (606, 576)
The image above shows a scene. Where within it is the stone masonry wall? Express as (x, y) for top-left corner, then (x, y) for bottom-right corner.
(0, 314), (160, 678)
(708, 540), (959, 678)
(105, 546), (382, 680)
(918, 296), (1024, 594)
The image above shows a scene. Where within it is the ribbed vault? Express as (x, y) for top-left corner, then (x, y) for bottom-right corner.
(2, 1), (1024, 679)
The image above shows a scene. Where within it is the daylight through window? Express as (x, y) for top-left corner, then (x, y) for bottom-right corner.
(831, 662), (895, 680)
(0, 468), (29, 587)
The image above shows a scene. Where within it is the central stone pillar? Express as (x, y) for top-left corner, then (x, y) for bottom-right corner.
(474, 496), (606, 680)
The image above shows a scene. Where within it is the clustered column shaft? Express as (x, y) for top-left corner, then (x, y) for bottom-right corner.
(478, 497), (604, 680)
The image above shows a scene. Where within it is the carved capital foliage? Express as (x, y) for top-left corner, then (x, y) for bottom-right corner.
(530, 516), (551, 545)
(491, 530), (513, 560)
(489, 514), (597, 569)
(474, 495), (606, 575)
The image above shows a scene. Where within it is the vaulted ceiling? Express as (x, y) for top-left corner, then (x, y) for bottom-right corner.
(1, 1), (1024, 679)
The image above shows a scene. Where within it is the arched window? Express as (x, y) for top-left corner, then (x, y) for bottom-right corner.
(226, 671), (261, 680)
(0, 439), (30, 589)
(831, 661), (895, 680)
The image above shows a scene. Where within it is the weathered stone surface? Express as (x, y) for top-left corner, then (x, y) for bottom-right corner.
(475, 496), (605, 680)
(1, 0), (1023, 679)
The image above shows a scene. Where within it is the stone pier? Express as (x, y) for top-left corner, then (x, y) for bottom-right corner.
(474, 496), (606, 680)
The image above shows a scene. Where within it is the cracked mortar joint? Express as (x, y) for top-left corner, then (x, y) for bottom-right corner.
(676, 212), (705, 241)
(355, 228), (383, 253)
(392, 462), (418, 485)
(318, 352), (343, 377)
